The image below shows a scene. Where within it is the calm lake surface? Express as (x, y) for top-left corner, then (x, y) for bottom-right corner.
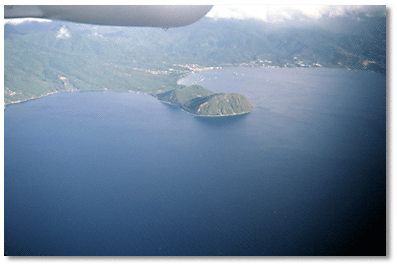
(4, 67), (386, 256)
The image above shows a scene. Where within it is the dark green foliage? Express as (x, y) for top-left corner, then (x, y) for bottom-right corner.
(185, 93), (254, 116)
(155, 85), (214, 106)
(155, 85), (254, 116)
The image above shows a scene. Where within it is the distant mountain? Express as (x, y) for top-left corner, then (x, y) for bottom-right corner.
(4, 24), (22, 38)
(4, 16), (386, 105)
(6, 16), (386, 72)
(7, 20), (60, 34)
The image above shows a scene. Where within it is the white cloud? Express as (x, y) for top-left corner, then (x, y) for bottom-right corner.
(93, 32), (104, 38)
(4, 18), (52, 25)
(56, 25), (70, 39)
(267, 6), (301, 21)
(206, 5), (386, 22)
(207, 6), (263, 20)
(300, 5), (386, 19)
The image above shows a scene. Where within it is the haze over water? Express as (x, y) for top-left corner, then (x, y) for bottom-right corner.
(4, 67), (385, 256)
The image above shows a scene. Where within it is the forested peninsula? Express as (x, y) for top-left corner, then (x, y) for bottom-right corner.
(154, 85), (254, 116)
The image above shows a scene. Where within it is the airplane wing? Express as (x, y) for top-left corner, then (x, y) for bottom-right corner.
(4, 5), (213, 28)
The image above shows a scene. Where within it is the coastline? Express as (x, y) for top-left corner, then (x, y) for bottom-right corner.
(191, 110), (252, 117)
(4, 65), (271, 111)
(5, 67), (254, 117)
(5, 64), (380, 109)
(4, 90), (61, 108)
(4, 88), (151, 108)
(3, 66), (327, 108)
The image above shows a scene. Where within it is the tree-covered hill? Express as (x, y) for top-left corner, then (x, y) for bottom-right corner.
(4, 15), (386, 105)
(154, 85), (254, 116)
(57, 16), (384, 72)
(184, 92), (254, 116)
(4, 23), (184, 104)
(154, 85), (214, 106)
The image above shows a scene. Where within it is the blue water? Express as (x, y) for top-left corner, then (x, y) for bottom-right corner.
(4, 68), (386, 256)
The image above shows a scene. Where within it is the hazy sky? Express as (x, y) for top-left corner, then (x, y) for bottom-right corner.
(203, 4), (387, 35)
(206, 5), (386, 23)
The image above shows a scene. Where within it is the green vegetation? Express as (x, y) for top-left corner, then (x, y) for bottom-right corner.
(186, 93), (254, 116)
(4, 15), (385, 107)
(4, 24), (184, 105)
(154, 85), (214, 106)
(155, 85), (254, 116)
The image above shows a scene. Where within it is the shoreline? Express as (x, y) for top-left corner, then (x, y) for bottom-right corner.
(5, 66), (359, 110)
(191, 110), (252, 117)
(4, 90), (62, 107)
(4, 88), (152, 108)
(5, 66), (253, 117)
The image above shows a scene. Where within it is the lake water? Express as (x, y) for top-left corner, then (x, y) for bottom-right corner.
(4, 67), (386, 256)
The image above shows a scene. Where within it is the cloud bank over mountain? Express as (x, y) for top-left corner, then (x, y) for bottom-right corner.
(206, 5), (386, 23)
(205, 5), (386, 35)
